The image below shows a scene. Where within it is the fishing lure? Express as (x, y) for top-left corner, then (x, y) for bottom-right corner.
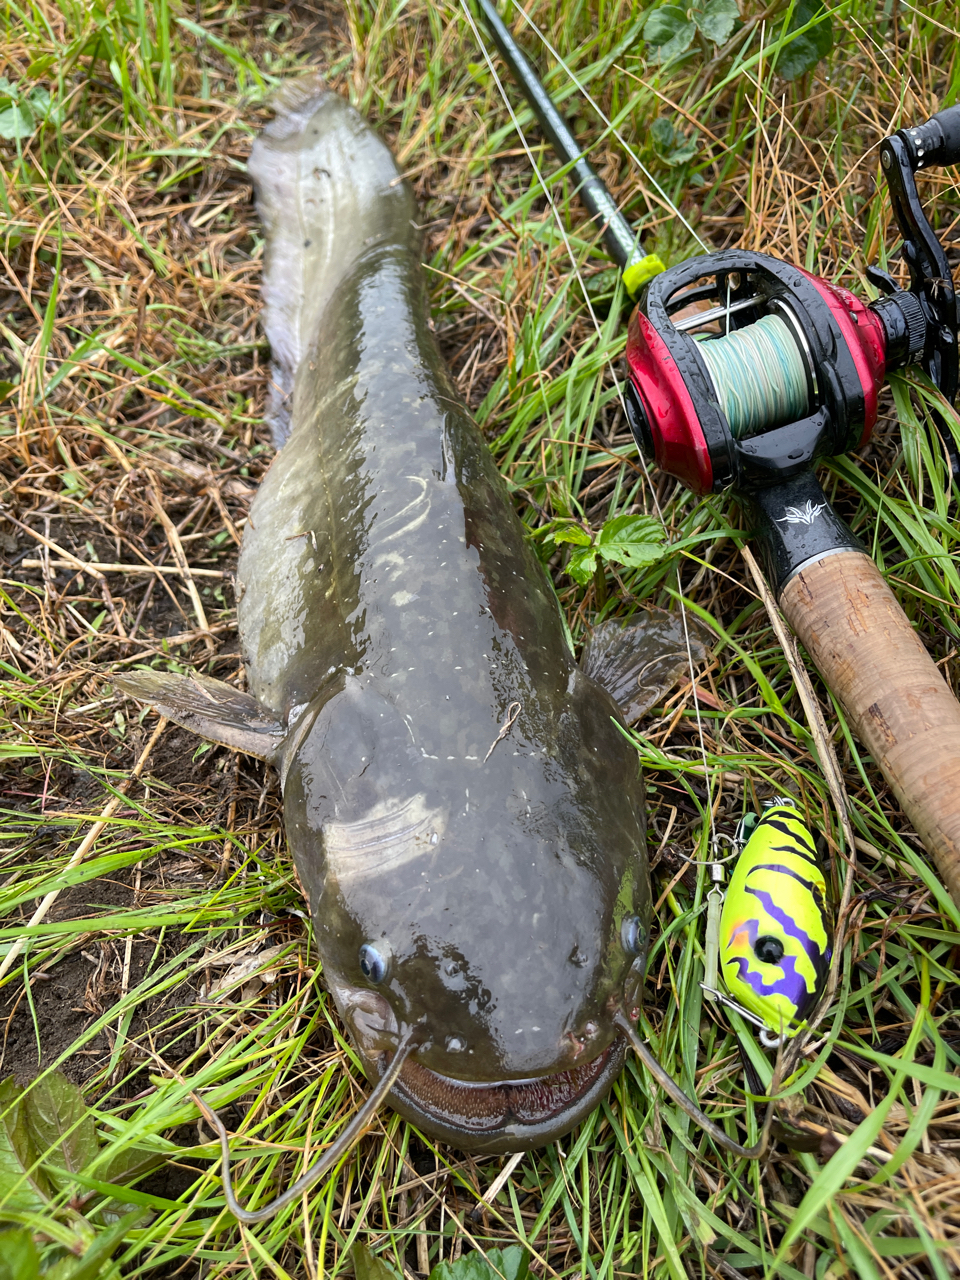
(715, 800), (832, 1043)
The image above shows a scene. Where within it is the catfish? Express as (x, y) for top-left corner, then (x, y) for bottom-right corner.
(117, 84), (760, 1222)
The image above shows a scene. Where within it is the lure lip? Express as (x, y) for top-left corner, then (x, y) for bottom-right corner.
(363, 1037), (628, 1154)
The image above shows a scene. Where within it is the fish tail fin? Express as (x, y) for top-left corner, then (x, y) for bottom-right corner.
(249, 78), (417, 446)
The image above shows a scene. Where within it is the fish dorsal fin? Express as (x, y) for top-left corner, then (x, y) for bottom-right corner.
(114, 670), (285, 762)
(580, 607), (709, 723)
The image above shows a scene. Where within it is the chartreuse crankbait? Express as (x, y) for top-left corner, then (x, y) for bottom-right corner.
(707, 799), (832, 1045)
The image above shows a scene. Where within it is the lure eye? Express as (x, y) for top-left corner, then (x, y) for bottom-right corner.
(754, 935), (785, 965)
(359, 943), (389, 983)
(621, 915), (647, 957)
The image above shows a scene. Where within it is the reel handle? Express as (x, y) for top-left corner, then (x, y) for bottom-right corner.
(780, 550), (960, 907)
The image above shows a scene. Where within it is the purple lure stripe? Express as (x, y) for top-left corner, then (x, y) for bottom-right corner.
(746, 882), (824, 959)
(727, 953), (809, 1006)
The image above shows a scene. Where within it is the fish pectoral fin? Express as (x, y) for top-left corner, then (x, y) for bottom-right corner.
(114, 670), (285, 763)
(580, 607), (711, 723)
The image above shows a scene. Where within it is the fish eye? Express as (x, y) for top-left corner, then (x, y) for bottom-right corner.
(359, 943), (389, 983)
(754, 935), (785, 965)
(621, 915), (646, 957)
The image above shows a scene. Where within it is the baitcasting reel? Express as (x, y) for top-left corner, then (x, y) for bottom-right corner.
(623, 108), (960, 587)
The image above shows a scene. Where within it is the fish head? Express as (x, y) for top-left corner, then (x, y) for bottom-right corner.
(281, 671), (650, 1151)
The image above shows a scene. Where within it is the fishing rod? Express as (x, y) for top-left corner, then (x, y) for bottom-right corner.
(476, 0), (960, 914)
(477, 0), (665, 297)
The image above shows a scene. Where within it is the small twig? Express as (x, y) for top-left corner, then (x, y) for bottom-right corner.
(148, 486), (215, 651)
(483, 701), (521, 763)
(0, 718), (166, 987)
(2, 514), (105, 581)
(789, 1119), (894, 1165)
(468, 1150), (524, 1221)
(21, 558), (226, 578)
(100, 577), (128, 640)
(111, 621), (235, 665)
(206, 484), (241, 546)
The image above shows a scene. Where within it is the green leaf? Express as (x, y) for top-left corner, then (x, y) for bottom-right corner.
(97, 1144), (164, 1189)
(550, 524), (593, 547)
(0, 1080), (51, 1213)
(46, 1211), (142, 1280)
(651, 118), (698, 166)
(431, 1246), (529, 1280)
(353, 1244), (403, 1280)
(774, 0), (833, 80)
(662, 138), (698, 166)
(566, 545), (598, 585)
(0, 105), (35, 141)
(26, 55), (56, 78)
(0, 1227), (40, 1280)
(651, 117), (677, 151)
(26, 88), (58, 127)
(642, 7), (697, 60)
(595, 514), (667, 569)
(0, 382), (16, 404)
(23, 1074), (98, 1192)
(696, 0), (739, 44)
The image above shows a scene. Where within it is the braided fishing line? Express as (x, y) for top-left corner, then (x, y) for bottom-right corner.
(697, 313), (811, 438)
(463, 1), (718, 847)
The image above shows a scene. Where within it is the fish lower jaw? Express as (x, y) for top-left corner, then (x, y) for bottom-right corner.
(370, 1037), (627, 1154)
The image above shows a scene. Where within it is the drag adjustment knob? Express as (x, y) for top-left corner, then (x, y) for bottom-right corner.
(871, 289), (927, 369)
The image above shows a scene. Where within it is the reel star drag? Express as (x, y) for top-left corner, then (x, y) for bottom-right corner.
(477, 0), (960, 911)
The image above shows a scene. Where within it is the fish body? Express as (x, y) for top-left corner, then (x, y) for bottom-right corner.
(118, 85), (697, 1153)
(719, 802), (831, 1037)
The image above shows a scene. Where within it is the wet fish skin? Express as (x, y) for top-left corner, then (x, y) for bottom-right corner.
(117, 84), (698, 1153)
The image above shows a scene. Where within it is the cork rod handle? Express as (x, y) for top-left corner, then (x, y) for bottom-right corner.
(779, 550), (960, 907)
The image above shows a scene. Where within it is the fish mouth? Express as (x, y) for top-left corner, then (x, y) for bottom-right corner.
(374, 1036), (627, 1154)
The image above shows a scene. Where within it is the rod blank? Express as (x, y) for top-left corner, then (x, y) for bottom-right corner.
(475, 0), (644, 276)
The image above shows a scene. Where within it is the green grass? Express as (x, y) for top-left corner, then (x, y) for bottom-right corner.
(2, 0), (960, 1275)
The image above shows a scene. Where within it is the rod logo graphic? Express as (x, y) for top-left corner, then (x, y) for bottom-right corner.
(776, 501), (826, 526)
